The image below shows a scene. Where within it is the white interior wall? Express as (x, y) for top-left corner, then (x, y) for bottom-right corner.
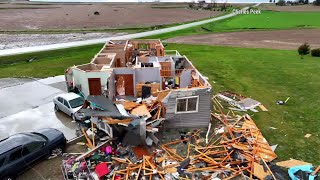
(135, 67), (161, 83)
(180, 69), (192, 88)
(108, 70), (115, 100)
(72, 68), (110, 97)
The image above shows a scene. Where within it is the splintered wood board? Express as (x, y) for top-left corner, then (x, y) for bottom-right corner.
(254, 162), (271, 179)
(259, 105), (268, 111)
(131, 105), (152, 118)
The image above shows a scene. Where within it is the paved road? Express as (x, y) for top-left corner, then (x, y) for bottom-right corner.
(0, 5), (254, 57)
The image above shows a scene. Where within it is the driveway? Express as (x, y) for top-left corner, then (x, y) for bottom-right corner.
(0, 76), (77, 140)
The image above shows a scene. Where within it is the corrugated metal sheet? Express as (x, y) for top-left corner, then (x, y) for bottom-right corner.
(164, 87), (212, 128)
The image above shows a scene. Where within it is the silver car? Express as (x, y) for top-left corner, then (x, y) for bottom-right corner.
(53, 93), (85, 121)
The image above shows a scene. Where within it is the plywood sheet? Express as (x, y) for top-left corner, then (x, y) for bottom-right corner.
(131, 105), (152, 118)
(276, 159), (312, 168)
(123, 101), (140, 110)
(157, 90), (171, 102)
(254, 162), (271, 179)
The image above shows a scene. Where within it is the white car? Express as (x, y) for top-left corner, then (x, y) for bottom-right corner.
(53, 93), (85, 121)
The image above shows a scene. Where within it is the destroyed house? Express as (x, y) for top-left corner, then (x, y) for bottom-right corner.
(66, 39), (212, 128)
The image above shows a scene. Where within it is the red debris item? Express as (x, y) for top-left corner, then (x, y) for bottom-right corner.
(132, 146), (150, 160)
(95, 162), (110, 178)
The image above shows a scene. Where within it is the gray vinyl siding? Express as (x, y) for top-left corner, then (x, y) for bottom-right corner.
(163, 87), (212, 128)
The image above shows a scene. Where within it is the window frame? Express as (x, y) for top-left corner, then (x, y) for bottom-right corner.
(9, 148), (23, 162)
(0, 155), (6, 167)
(58, 97), (63, 103)
(26, 141), (45, 154)
(175, 96), (199, 114)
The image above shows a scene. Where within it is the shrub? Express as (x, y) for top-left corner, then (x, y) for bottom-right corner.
(277, 0), (286, 6)
(298, 42), (311, 59)
(311, 48), (320, 57)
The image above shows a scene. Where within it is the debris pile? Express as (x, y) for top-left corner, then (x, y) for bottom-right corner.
(76, 95), (166, 147)
(215, 91), (268, 113)
(63, 113), (282, 179)
(62, 92), (319, 180)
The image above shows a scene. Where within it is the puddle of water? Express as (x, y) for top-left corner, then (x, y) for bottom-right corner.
(0, 102), (77, 140)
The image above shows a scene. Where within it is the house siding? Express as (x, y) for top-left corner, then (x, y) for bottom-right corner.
(163, 87), (212, 128)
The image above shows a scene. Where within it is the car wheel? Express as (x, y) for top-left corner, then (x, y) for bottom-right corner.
(71, 114), (76, 121)
(51, 146), (63, 156)
(54, 104), (60, 112)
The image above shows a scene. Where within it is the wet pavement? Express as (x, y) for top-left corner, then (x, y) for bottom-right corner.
(0, 77), (36, 89)
(0, 76), (77, 140)
(0, 102), (78, 140)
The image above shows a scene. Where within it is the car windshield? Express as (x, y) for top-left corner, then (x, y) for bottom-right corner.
(69, 97), (85, 108)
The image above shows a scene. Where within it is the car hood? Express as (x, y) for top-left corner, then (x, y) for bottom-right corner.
(37, 128), (65, 142)
(73, 106), (82, 113)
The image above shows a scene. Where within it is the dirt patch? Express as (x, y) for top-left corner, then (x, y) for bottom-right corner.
(0, 32), (125, 50)
(260, 4), (320, 12)
(167, 29), (320, 50)
(0, 3), (220, 30)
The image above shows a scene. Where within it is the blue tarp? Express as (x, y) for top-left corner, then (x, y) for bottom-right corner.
(288, 165), (316, 180)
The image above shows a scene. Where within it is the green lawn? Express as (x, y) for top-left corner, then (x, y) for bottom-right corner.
(1, 43), (320, 164)
(145, 10), (320, 39)
(0, 44), (103, 78)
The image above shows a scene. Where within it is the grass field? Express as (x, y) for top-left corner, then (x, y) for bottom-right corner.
(1, 43), (320, 164)
(145, 10), (320, 39)
(0, 44), (102, 78)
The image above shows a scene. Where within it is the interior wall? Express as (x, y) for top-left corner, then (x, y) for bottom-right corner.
(180, 69), (192, 88)
(115, 50), (126, 67)
(113, 68), (136, 95)
(72, 68), (110, 97)
(135, 68), (161, 83)
(108, 71), (115, 100)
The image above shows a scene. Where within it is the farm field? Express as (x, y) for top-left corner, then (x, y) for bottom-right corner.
(146, 10), (320, 39)
(260, 4), (320, 12)
(0, 3), (220, 31)
(167, 29), (320, 50)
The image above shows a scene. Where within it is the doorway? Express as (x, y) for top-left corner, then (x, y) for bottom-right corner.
(88, 78), (102, 95)
(115, 74), (134, 96)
